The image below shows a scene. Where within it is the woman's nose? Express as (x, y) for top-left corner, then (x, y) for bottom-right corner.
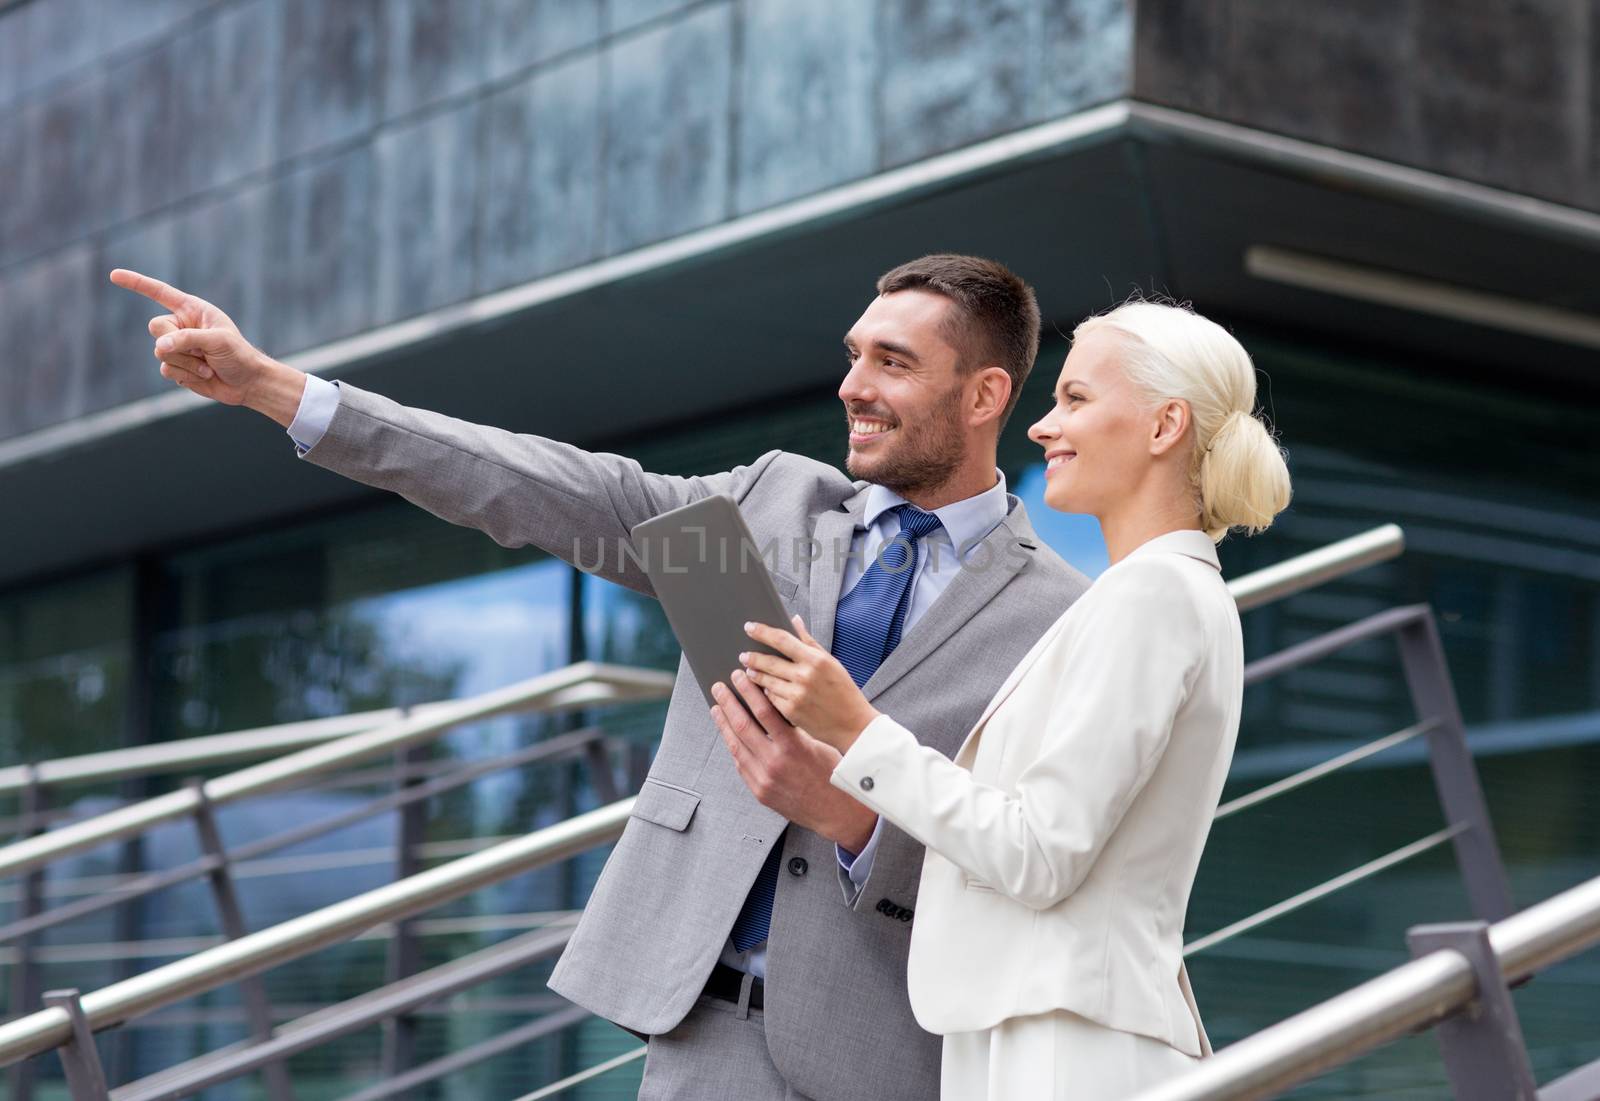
(1028, 416), (1055, 444)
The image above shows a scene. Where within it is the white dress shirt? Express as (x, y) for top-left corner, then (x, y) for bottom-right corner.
(286, 377), (1013, 979)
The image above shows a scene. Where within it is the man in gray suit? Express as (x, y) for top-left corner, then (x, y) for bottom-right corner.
(113, 255), (1089, 1100)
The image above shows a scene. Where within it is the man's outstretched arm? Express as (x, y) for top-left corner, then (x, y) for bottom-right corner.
(110, 269), (780, 594)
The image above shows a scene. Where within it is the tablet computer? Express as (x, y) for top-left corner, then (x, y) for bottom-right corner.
(629, 495), (796, 706)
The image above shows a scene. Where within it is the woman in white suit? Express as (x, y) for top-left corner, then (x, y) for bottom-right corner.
(711, 300), (1292, 1098)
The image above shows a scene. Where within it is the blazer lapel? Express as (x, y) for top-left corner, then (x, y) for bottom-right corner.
(860, 497), (1039, 703)
(804, 484), (872, 653)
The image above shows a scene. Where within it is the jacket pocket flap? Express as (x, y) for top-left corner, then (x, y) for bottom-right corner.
(631, 779), (701, 832)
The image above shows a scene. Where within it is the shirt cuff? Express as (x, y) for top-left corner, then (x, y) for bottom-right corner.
(287, 374), (340, 454)
(836, 815), (884, 889)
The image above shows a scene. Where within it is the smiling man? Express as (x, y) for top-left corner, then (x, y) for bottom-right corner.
(112, 254), (1089, 1100)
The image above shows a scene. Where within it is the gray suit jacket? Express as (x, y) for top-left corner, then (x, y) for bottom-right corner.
(301, 382), (1090, 1101)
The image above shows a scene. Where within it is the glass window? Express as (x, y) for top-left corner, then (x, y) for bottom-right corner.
(0, 567), (133, 768)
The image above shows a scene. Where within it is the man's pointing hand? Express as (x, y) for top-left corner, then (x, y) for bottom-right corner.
(109, 269), (307, 427)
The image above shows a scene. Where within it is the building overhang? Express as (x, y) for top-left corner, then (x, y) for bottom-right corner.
(8, 101), (1600, 589)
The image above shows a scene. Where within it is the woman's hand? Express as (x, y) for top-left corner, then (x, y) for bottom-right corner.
(739, 615), (879, 753)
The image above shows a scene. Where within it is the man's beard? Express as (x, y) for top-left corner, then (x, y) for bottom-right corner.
(845, 384), (967, 497)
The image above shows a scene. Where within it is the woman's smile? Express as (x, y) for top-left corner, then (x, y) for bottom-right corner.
(1044, 448), (1077, 475)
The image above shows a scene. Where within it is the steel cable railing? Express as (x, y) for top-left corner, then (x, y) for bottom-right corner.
(1210, 717), (1441, 821)
(0, 660), (672, 881)
(1182, 824), (1468, 958)
(1169, 598), (1512, 959)
(0, 799), (635, 1065)
(0, 726), (615, 949)
(1, 525), (1432, 1098)
(510, 1046), (650, 1101)
(0, 659), (672, 1101)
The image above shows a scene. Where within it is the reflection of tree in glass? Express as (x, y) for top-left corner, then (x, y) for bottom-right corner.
(585, 578), (679, 672)
(0, 569), (134, 769)
(154, 604), (463, 742)
(582, 577), (680, 763)
(0, 646), (130, 768)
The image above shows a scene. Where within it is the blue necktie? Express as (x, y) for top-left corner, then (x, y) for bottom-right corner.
(728, 505), (944, 952)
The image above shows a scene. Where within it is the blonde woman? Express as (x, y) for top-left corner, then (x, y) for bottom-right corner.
(710, 301), (1291, 1098)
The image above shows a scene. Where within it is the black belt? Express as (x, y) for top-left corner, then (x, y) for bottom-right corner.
(703, 962), (764, 1011)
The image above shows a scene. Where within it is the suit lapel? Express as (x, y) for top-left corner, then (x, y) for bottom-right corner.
(966, 603), (1071, 733)
(805, 484), (871, 653)
(860, 496), (1039, 703)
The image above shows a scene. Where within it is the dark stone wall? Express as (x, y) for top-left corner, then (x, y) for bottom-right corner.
(18, 1), (1594, 444)
(1134, 0), (1595, 210)
(0, 0), (1130, 442)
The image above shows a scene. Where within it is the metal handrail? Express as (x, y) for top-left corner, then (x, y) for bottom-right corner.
(0, 798), (636, 1064)
(0, 660), (672, 799)
(0, 523), (1411, 1090)
(0, 708), (441, 798)
(0, 726), (613, 948)
(0, 911), (577, 968)
(109, 921), (583, 1101)
(1133, 870), (1600, 1100)
(0, 661), (670, 880)
(1228, 523), (1402, 612)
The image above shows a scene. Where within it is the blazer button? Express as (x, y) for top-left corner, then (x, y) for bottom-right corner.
(860, 777), (875, 791)
(788, 857), (808, 877)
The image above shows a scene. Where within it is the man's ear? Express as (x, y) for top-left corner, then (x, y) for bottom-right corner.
(969, 366), (1012, 429)
(1150, 399), (1191, 456)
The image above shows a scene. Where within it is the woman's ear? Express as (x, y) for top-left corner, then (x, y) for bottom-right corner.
(1150, 399), (1191, 457)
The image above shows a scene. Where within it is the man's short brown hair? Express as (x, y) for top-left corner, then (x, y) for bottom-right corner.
(875, 254), (1041, 431)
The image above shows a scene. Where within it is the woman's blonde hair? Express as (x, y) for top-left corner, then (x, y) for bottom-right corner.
(1073, 300), (1292, 542)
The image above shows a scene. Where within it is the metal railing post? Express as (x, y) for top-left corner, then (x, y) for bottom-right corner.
(381, 742), (426, 1097)
(582, 738), (619, 805)
(626, 741), (651, 794)
(186, 780), (296, 1101)
(1405, 922), (1537, 1101)
(41, 990), (109, 1100)
(7, 765), (46, 1101)
(1396, 613), (1517, 923)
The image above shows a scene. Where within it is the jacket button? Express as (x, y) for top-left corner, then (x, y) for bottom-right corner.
(788, 857), (808, 877)
(860, 777), (875, 791)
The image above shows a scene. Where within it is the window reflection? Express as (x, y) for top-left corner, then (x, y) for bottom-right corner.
(0, 569), (133, 769)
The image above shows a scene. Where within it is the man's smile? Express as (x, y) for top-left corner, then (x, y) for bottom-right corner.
(849, 417), (896, 443)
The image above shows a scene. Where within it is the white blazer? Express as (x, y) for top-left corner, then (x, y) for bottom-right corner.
(831, 529), (1242, 1058)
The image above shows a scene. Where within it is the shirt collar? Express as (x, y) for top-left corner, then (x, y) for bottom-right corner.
(862, 470), (1011, 559)
(1124, 528), (1222, 571)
